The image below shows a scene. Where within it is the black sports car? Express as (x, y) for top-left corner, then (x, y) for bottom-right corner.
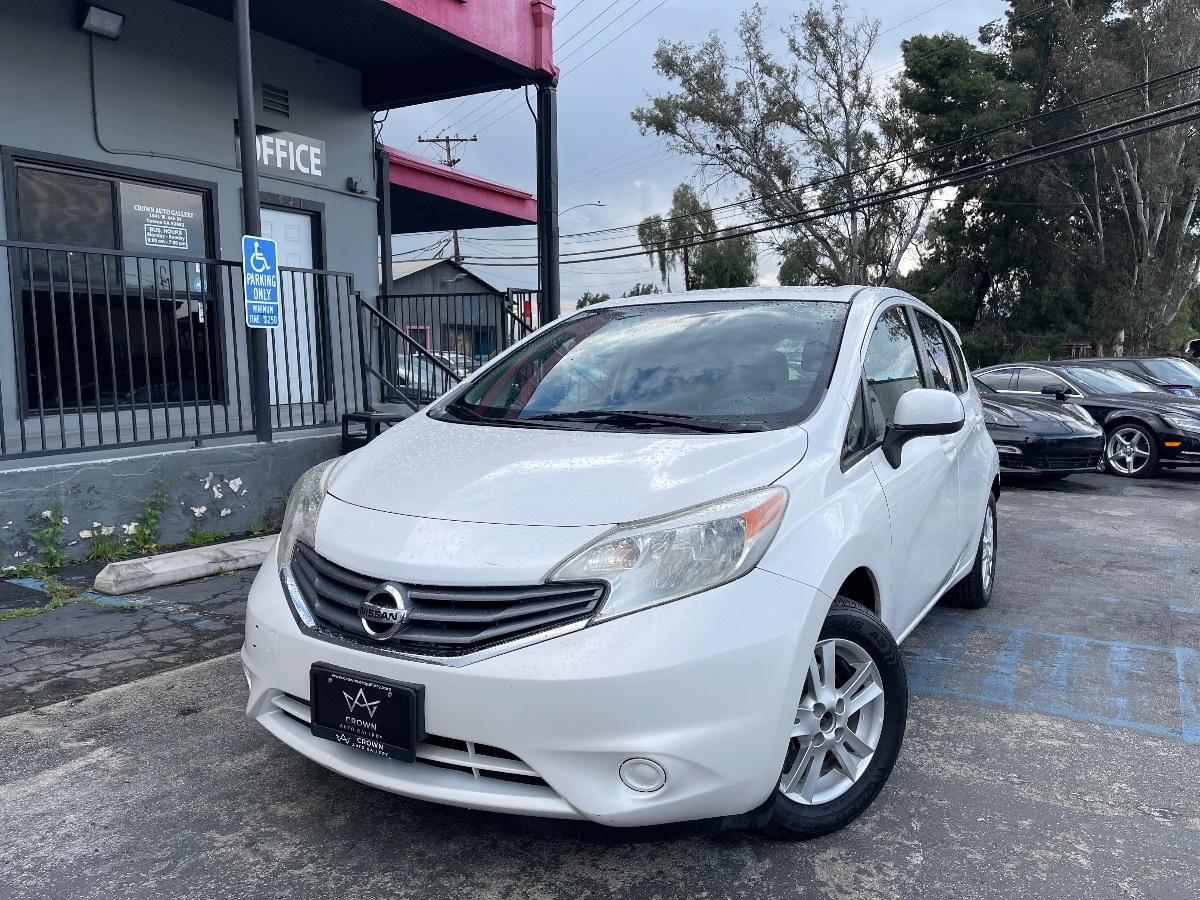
(974, 379), (1104, 478)
(974, 362), (1200, 478)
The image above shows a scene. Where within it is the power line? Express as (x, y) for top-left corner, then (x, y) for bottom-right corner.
(461, 98), (1200, 266)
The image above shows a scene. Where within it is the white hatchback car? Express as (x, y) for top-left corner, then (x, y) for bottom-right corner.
(243, 287), (999, 838)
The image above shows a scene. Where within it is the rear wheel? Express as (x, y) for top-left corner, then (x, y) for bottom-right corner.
(1104, 423), (1160, 478)
(942, 495), (997, 609)
(758, 598), (907, 840)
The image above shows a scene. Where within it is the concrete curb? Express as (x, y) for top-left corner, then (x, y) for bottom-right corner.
(94, 535), (277, 595)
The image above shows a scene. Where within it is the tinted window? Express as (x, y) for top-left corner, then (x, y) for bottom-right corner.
(844, 386), (868, 460)
(942, 324), (969, 392)
(976, 370), (1014, 390)
(864, 307), (923, 434)
(915, 311), (957, 392)
(448, 300), (850, 430)
(16, 167), (116, 248)
(1016, 369), (1071, 393)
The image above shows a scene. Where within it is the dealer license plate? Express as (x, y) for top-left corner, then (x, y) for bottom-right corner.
(309, 663), (425, 762)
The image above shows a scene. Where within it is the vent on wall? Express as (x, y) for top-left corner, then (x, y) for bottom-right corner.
(262, 83), (290, 118)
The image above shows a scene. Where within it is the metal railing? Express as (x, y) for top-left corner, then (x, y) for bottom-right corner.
(357, 300), (463, 412)
(1, 240), (362, 459)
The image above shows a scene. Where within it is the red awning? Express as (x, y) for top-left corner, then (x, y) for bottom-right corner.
(387, 148), (537, 234)
(169, 0), (556, 109)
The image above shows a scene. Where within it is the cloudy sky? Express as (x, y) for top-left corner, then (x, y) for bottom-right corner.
(381, 0), (1008, 302)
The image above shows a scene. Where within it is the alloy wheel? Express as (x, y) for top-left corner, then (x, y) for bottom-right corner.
(1105, 427), (1151, 475)
(981, 504), (996, 594)
(779, 638), (887, 806)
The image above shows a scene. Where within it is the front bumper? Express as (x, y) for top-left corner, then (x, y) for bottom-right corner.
(1159, 432), (1200, 468)
(243, 545), (827, 827)
(992, 432), (1104, 475)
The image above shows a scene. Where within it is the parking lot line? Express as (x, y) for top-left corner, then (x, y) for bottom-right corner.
(908, 615), (1200, 744)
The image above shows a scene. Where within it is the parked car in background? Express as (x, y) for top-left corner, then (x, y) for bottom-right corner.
(975, 378), (1104, 479)
(974, 362), (1200, 477)
(246, 287), (999, 840)
(1068, 356), (1200, 396)
(397, 353), (456, 403)
(435, 351), (478, 378)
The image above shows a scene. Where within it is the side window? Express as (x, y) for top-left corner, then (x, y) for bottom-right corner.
(915, 311), (957, 392)
(1016, 369), (1069, 394)
(976, 370), (1014, 390)
(864, 307), (924, 435)
(941, 323), (969, 393)
(843, 386), (868, 461)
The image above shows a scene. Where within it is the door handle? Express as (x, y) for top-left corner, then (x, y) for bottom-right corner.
(940, 436), (958, 461)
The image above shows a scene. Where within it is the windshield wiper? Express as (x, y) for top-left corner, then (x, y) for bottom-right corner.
(523, 410), (768, 433)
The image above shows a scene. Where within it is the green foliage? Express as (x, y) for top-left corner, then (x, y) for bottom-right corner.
(249, 501), (285, 537)
(185, 522), (231, 548)
(0, 576), (85, 621)
(621, 283), (660, 298)
(690, 229), (757, 290)
(5, 560), (47, 580)
(574, 291), (611, 310)
(85, 530), (131, 563)
(129, 484), (170, 555)
(27, 503), (68, 572)
(636, 184), (719, 290)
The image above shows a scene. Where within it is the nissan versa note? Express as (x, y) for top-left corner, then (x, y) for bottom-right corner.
(242, 286), (1000, 838)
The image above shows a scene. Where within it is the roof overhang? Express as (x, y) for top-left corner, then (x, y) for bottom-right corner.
(169, 0), (557, 109)
(387, 148), (537, 234)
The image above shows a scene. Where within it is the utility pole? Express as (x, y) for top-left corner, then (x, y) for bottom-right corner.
(417, 134), (477, 262)
(234, 0), (271, 443)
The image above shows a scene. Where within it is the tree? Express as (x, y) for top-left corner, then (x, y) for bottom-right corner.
(637, 184), (717, 289)
(575, 291), (611, 310)
(632, 2), (932, 287)
(622, 283), (661, 298)
(691, 230), (758, 289)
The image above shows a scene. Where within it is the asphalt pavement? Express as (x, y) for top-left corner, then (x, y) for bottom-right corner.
(1, 471), (1197, 900)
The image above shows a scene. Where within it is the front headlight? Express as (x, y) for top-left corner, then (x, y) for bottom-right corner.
(983, 408), (1019, 428)
(1064, 403), (1095, 425)
(1162, 414), (1200, 434)
(549, 487), (788, 623)
(277, 458), (342, 569)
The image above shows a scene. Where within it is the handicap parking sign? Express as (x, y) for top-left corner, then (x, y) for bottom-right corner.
(242, 235), (281, 328)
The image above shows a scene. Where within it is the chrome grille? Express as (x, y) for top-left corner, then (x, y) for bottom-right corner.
(287, 542), (606, 656)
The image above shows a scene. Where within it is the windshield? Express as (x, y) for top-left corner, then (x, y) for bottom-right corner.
(1060, 366), (1168, 395)
(1142, 358), (1200, 384)
(440, 300), (850, 431)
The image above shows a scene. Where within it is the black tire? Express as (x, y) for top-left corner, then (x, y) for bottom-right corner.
(1104, 422), (1160, 478)
(942, 495), (997, 609)
(758, 597), (908, 840)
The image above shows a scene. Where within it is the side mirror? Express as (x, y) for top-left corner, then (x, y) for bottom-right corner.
(882, 389), (965, 469)
(1041, 384), (1069, 401)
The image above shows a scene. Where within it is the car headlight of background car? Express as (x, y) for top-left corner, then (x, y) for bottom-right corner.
(1064, 403), (1096, 425)
(1162, 414), (1200, 434)
(983, 408), (1020, 427)
(277, 458), (343, 569)
(550, 487), (788, 622)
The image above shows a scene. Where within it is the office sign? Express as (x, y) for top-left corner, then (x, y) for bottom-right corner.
(119, 183), (207, 256)
(254, 130), (326, 184)
(243, 235), (281, 329)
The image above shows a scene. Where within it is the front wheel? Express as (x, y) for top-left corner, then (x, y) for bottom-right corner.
(941, 495), (997, 609)
(758, 598), (908, 840)
(1104, 423), (1160, 478)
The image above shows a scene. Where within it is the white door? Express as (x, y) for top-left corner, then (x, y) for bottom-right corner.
(260, 208), (317, 406)
(863, 306), (962, 636)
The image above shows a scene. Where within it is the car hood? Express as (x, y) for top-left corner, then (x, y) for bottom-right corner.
(328, 414), (809, 526)
(982, 395), (1090, 428)
(1085, 392), (1200, 417)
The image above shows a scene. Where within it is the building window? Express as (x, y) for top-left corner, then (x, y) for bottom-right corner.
(8, 158), (221, 416)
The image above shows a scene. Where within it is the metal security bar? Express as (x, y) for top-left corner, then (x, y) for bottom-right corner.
(357, 299), (462, 412)
(0, 240), (363, 459)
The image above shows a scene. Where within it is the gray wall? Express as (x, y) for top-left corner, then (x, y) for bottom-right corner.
(0, 433), (339, 566)
(0, 0), (379, 437)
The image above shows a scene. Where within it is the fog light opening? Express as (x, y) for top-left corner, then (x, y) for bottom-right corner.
(619, 758), (667, 793)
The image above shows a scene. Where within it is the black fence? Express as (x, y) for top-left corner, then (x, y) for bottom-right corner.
(1, 240), (362, 458)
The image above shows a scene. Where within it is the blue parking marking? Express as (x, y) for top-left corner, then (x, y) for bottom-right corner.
(907, 616), (1200, 744)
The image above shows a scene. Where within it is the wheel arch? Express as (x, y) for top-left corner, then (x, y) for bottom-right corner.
(834, 566), (880, 617)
